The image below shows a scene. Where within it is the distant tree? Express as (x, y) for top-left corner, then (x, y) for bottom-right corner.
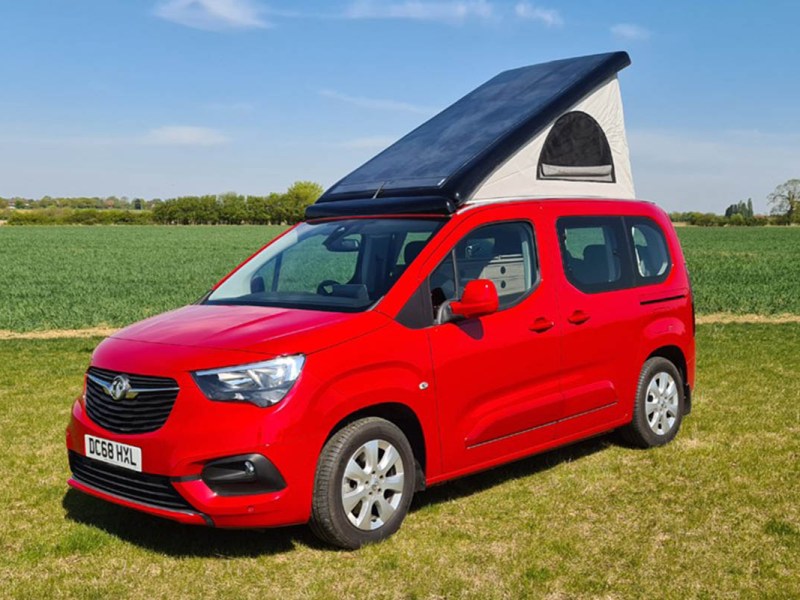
(768, 179), (800, 223)
(219, 193), (248, 224)
(724, 199), (753, 219)
(729, 213), (745, 226)
(688, 212), (725, 227)
(247, 193), (280, 224)
(281, 181), (323, 224)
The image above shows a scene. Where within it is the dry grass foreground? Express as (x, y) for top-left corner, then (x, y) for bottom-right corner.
(0, 327), (119, 340)
(2, 313), (800, 341)
(1, 324), (798, 599)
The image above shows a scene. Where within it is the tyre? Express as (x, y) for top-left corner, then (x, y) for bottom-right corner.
(620, 357), (685, 448)
(310, 417), (415, 549)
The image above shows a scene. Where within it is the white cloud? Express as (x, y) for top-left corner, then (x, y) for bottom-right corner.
(139, 126), (230, 146)
(344, 0), (494, 23)
(610, 23), (650, 41)
(319, 89), (435, 115)
(514, 3), (562, 27)
(154, 0), (269, 30)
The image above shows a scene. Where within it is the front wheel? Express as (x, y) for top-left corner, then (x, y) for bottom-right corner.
(620, 357), (685, 448)
(310, 417), (415, 549)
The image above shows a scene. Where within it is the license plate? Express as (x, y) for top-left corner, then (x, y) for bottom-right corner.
(85, 435), (142, 472)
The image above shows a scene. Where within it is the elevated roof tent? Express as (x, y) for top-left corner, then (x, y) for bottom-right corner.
(306, 51), (633, 219)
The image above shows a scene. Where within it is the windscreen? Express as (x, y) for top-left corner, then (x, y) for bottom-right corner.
(205, 219), (443, 312)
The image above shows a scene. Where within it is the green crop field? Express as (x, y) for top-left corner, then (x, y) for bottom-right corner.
(1, 324), (798, 598)
(0, 226), (282, 332)
(1, 225), (799, 332)
(676, 227), (800, 316)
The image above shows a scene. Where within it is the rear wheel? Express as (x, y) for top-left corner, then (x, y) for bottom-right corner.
(310, 417), (415, 549)
(620, 357), (684, 448)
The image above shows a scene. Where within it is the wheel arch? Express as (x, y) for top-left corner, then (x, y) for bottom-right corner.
(325, 402), (428, 491)
(646, 345), (691, 415)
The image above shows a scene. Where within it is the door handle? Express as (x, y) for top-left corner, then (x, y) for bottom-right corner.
(567, 310), (590, 325)
(529, 317), (555, 333)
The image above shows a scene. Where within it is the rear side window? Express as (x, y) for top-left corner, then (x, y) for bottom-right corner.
(628, 219), (671, 283)
(557, 216), (633, 293)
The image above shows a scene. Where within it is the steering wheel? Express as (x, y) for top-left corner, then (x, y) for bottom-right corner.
(317, 280), (341, 296)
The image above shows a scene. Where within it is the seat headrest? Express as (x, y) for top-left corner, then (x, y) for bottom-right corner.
(583, 244), (606, 265)
(404, 240), (426, 265)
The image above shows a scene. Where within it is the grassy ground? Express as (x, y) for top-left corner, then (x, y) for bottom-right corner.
(1, 324), (798, 598)
(2, 225), (800, 331)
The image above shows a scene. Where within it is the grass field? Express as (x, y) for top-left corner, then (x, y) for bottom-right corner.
(1, 225), (800, 331)
(675, 227), (800, 316)
(1, 324), (798, 598)
(0, 226), (282, 332)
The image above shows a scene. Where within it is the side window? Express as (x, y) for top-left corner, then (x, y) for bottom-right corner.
(558, 216), (632, 293)
(628, 218), (671, 283)
(429, 221), (537, 316)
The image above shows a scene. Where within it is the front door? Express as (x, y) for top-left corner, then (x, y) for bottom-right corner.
(426, 217), (563, 475)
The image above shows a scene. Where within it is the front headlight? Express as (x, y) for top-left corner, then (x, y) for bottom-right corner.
(192, 355), (305, 408)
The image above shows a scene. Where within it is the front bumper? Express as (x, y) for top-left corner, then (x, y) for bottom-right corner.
(66, 387), (314, 529)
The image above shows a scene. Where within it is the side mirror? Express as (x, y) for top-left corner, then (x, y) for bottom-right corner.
(450, 279), (499, 319)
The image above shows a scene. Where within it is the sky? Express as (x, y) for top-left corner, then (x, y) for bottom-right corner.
(0, 0), (798, 213)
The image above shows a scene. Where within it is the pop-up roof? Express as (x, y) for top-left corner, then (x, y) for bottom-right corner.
(307, 51), (633, 219)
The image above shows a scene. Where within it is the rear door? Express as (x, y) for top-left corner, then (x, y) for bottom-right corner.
(425, 210), (563, 475)
(553, 212), (640, 439)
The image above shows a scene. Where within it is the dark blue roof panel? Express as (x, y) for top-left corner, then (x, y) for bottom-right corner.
(310, 51), (630, 218)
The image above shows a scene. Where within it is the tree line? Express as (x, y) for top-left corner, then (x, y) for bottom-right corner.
(151, 181), (322, 225)
(0, 181), (323, 226)
(3, 178), (800, 227)
(670, 179), (800, 227)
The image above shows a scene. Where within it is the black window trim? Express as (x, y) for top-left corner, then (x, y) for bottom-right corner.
(557, 215), (676, 295)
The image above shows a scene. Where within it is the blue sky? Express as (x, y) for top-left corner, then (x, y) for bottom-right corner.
(1, 0), (798, 212)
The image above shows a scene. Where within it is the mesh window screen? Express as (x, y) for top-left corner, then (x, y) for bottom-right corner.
(538, 111), (615, 183)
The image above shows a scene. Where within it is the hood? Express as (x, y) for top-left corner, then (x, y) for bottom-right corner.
(111, 304), (390, 356)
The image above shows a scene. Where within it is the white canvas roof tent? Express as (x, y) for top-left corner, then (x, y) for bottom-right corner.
(306, 51), (634, 219)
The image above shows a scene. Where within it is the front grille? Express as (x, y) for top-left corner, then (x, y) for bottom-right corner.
(69, 451), (193, 512)
(85, 367), (179, 434)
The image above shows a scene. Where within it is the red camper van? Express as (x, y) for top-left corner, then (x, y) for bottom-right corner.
(66, 52), (695, 549)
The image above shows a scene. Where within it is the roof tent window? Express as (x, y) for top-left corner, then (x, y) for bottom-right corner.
(538, 111), (615, 183)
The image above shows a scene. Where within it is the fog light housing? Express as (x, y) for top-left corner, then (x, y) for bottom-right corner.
(201, 454), (286, 496)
